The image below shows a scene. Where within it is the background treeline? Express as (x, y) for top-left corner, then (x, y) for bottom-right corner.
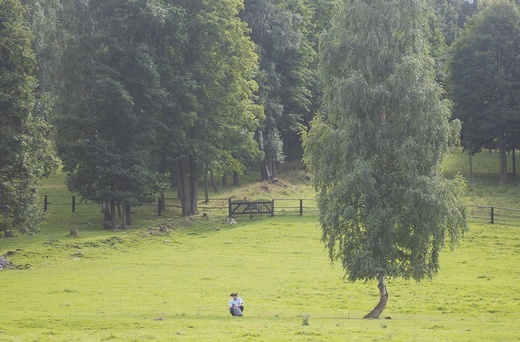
(2, 0), (519, 234)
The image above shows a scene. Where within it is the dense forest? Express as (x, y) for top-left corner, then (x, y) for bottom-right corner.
(1, 0), (519, 234)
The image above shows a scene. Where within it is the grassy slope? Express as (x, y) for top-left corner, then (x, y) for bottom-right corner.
(0, 150), (519, 341)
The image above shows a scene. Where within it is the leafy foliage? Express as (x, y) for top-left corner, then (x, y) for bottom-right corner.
(304, 0), (467, 282)
(450, 0), (520, 184)
(153, 0), (263, 215)
(0, 0), (57, 234)
(54, 0), (168, 226)
(241, 0), (316, 176)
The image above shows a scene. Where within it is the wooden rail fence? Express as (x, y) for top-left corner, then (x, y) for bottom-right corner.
(41, 195), (519, 224)
(42, 196), (318, 217)
(467, 205), (520, 225)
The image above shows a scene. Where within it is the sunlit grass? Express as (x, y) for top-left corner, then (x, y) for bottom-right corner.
(0, 153), (519, 340)
(1, 216), (519, 341)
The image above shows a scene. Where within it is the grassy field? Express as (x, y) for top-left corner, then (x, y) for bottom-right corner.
(0, 149), (519, 341)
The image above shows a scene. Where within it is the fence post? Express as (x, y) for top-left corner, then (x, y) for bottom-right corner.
(72, 196), (76, 212)
(44, 195), (48, 212)
(300, 199), (303, 216)
(158, 198), (162, 216)
(249, 201), (253, 220)
(228, 199), (232, 218)
(490, 207), (494, 224)
(271, 199), (275, 217)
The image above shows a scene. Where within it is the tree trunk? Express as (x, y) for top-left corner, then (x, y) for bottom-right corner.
(233, 171), (239, 186)
(257, 130), (270, 181)
(102, 202), (112, 221)
(210, 170), (218, 192)
(222, 173), (228, 187)
(270, 160), (276, 179)
(204, 172), (209, 204)
(177, 160), (191, 216)
(125, 205), (131, 227)
(469, 153), (473, 184)
(512, 147), (516, 177)
(260, 161), (268, 181)
(189, 156), (199, 215)
(363, 274), (388, 319)
(159, 191), (166, 212)
(110, 200), (117, 230)
(204, 165), (209, 204)
(122, 205), (126, 229)
(499, 132), (508, 185)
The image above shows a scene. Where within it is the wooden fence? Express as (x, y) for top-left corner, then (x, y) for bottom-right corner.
(41, 195), (519, 224)
(467, 205), (520, 225)
(42, 196), (318, 217)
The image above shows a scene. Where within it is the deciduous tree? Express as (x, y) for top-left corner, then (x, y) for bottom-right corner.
(450, 0), (520, 185)
(156, 0), (262, 216)
(0, 0), (57, 235)
(242, 0), (315, 178)
(303, 0), (467, 318)
(54, 0), (167, 228)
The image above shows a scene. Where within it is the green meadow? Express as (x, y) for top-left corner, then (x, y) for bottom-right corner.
(1, 149), (519, 341)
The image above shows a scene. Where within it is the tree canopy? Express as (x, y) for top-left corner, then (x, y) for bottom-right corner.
(54, 0), (169, 228)
(51, 0), (263, 221)
(304, 0), (467, 318)
(0, 0), (57, 235)
(156, 0), (263, 215)
(450, 0), (520, 185)
(241, 0), (316, 179)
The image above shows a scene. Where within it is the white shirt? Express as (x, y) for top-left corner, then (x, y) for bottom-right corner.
(229, 296), (244, 308)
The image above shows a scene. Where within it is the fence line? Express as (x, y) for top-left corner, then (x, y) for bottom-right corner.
(41, 195), (318, 217)
(467, 205), (520, 224)
(40, 195), (518, 224)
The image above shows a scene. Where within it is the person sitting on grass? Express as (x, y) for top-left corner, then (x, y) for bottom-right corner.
(228, 292), (244, 316)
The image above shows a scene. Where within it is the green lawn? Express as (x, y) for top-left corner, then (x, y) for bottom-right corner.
(0, 150), (519, 341)
(1, 214), (519, 341)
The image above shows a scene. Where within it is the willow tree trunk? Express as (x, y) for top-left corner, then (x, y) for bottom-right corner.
(363, 274), (388, 319)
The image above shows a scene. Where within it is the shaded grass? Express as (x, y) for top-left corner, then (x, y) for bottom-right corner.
(443, 149), (520, 208)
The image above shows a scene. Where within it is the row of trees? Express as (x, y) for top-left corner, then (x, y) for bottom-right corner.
(1, 0), (518, 235)
(2, 0), (518, 319)
(0, 0), (58, 236)
(450, 0), (520, 185)
(3, 0), (336, 230)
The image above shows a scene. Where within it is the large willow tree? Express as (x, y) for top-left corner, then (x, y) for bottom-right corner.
(303, 0), (467, 318)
